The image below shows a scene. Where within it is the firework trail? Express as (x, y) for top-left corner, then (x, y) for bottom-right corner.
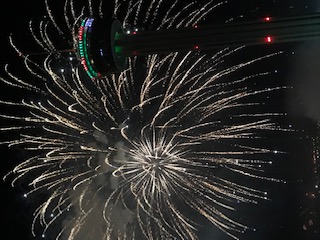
(0, 0), (285, 239)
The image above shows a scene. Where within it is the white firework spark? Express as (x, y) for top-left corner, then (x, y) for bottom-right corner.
(0, 0), (286, 239)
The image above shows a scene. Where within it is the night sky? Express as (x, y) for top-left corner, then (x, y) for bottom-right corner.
(1, 0), (320, 239)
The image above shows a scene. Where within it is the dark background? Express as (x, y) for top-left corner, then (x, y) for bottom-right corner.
(0, 0), (320, 239)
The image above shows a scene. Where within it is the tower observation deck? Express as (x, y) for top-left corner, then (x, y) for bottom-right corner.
(77, 14), (320, 79)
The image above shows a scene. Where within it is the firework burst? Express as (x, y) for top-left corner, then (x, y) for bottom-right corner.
(1, 0), (285, 239)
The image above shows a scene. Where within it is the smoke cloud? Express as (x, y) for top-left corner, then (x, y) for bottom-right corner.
(286, 41), (320, 121)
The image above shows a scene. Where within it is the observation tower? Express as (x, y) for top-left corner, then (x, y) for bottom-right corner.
(77, 14), (320, 80)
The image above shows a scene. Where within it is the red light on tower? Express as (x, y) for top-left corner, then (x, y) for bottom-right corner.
(265, 36), (273, 43)
(264, 17), (271, 22)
